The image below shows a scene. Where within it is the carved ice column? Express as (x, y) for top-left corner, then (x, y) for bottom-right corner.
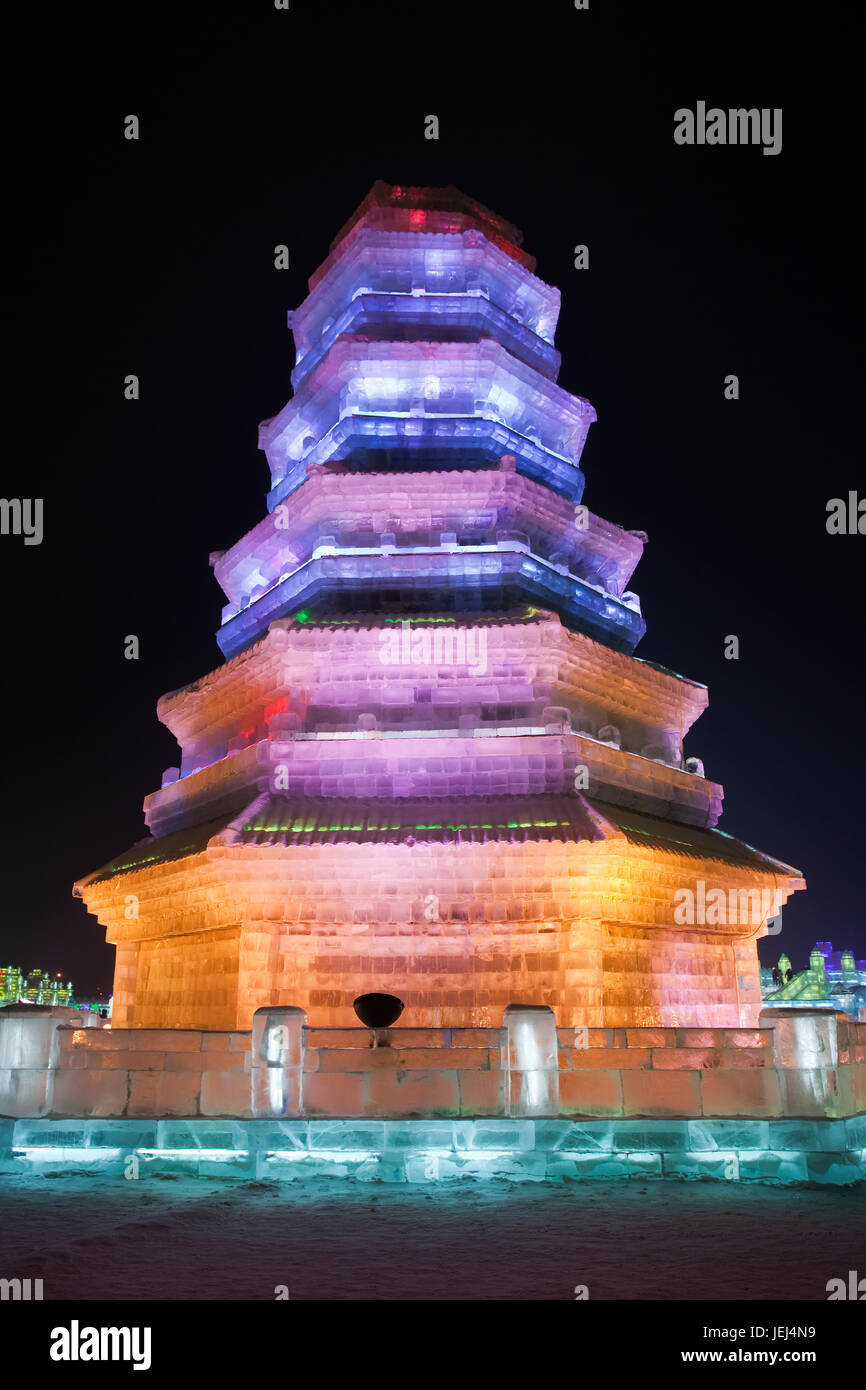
(251, 1006), (306, 1118)
(0, 1010), (65, 1117)
(760, 1006), (842, 1117)
(503, 1004), (560, 1116)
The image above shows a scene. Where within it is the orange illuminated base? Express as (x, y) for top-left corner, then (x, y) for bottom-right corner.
(75, 793), (803, 1032)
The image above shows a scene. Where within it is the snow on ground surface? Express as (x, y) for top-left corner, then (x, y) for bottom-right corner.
(1, 1172), (863, 1300)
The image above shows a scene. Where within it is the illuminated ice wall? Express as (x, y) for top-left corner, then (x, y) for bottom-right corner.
(75, 183), (805, 1031)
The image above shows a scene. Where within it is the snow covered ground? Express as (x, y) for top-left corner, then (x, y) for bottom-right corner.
(1, 1171), (863, 1300)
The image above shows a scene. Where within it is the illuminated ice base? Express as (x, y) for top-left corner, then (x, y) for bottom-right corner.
(3, 1117), (863, 1185)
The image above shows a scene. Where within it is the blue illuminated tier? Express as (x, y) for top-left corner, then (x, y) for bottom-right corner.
(291, 293), (560, 388)
(290, 195), (560, 388)
(215, 546), (645, 659)
(267, 420), (587, 513)
(215, 183), (646, 661)
(262, 339), (594, 509)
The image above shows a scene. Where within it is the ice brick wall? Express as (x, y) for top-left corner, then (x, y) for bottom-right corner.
(49, 1026), (251, 1119)
(2, 1011), (863, 1121)
(111, 928), (242, 1031)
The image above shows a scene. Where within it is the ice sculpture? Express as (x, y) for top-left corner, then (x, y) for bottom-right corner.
(74, 183), (805, 1032)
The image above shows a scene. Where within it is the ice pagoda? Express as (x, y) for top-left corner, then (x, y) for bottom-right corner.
(75, 183), (805, 1031)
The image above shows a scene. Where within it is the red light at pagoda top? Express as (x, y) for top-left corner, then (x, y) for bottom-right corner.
(318, 181), (536, 284)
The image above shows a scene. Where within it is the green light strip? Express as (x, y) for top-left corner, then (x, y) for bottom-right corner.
(243, 819), (571, 834)
(286, 605), (544, 629)
(108, 843), (198, 875)
(619, 823), (696, 849)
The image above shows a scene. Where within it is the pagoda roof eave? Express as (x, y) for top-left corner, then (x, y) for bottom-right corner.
(74, 792), (803, 890)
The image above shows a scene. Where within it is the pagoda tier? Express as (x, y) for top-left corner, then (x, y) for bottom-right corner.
(261, 338), (594, 508)
(76, 787), (802, 1032)
(142, 612), (719, 838)
(214, 458), (646, 660)
(213, 461), (644, 612)
(317, 182), (538, 281)
(75, 183), (806, 1033)
(290, 210), (560, 387)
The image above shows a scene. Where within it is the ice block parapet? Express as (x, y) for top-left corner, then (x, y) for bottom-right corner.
(504, 1005), (561, 1116)
(251, 1006), (306, 1118)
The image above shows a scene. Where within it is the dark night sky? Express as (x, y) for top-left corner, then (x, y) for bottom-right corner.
(3, 3), (863, 995)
